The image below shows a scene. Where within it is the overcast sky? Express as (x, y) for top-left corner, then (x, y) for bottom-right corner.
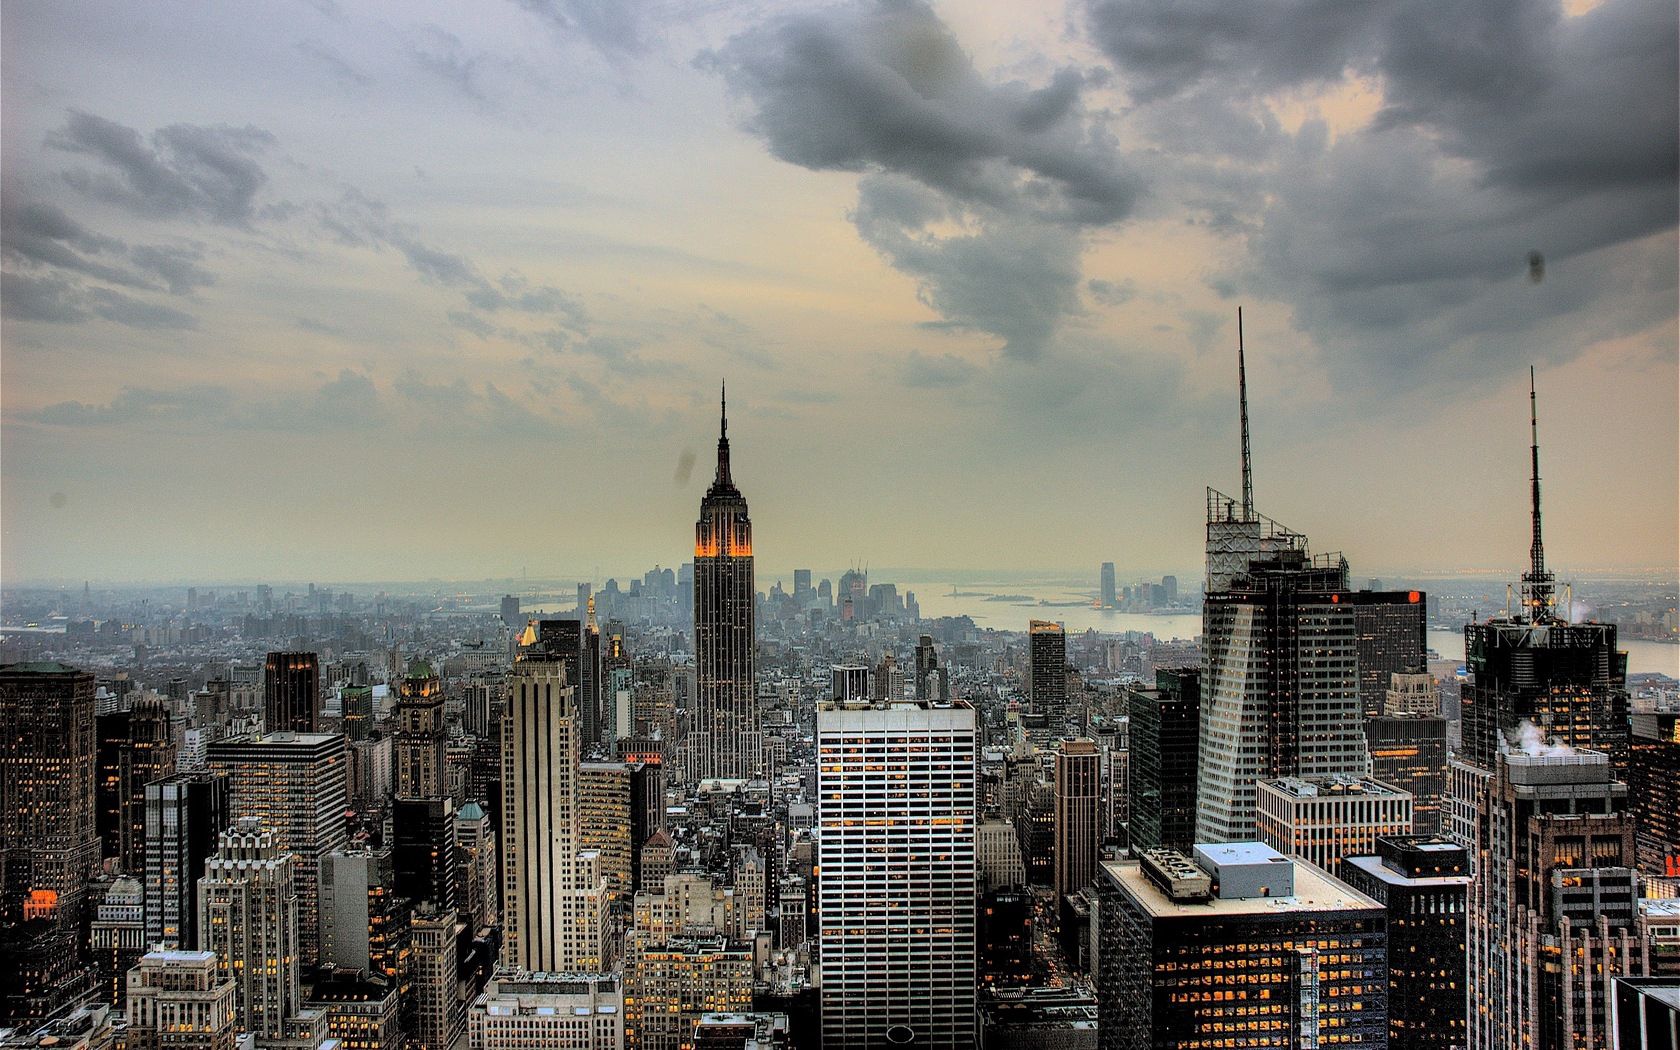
(2, 0), (1675, 585)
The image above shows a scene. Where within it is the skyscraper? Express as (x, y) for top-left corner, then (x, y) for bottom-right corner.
(1053, 739), (1100, 902)
(1196, 315), (1372, 843)
(691, 385), (761, 782)
(394, 658), (447, 798)
(1028, 620), (1068, 735)
(125, 949), (238, 1050)
(144, 771), (228, 949)
(1455, 374), (1645, 1049)
(1458, 375), (1630, 776)
(0, 661), (99, 1025)
(1352, 593), (1428, 719)
(1628, 712), (1680, 877)
(501, 637), (608, 973)
(1340, 836), (1471, 1050)
(1467, 749), (1646, 1050)
(816, 697), (977, 1048)
(533, 617), (604, 755)
(1095, 841), (1390, 1049)
(1100, 562), (1117, 609)
(122, 694), (177, 873)
(263, 651), (320, 734)
(196, 821), (302, 1040)
(1125, 669), (1201, 853)
(914, 634), (948, 702)
(206, 731), (348, 967)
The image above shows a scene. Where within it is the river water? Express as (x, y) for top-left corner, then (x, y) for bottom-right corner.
(901, 581), (1679, 678)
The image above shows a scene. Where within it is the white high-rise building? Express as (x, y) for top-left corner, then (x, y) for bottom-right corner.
(501, 643), (608, 973)
(196, 820), (301, 1040)
(468, 973), (623, 1050)
(125, 949), (238, 1050)
(817, 698), (977, 1049)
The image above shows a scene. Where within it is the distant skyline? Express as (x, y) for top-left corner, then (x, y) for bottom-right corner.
(3, 0), (1675, 583)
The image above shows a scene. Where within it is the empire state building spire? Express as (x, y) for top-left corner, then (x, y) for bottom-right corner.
(690, 380), (760, 782)
(716, 381), (732, 487)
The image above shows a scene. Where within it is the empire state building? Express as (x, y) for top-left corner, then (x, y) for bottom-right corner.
(690, 385), (762, 781)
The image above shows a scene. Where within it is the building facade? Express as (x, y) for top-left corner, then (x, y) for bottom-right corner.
(1124, 669), (1200, 852)
(1095, 842), (1390, 1049)
(125, 950), (238, 1050)
(143, 771), (228, 950)
(816, 698), (977, 1048)
(501, 643), (608, 973)
(1340, 836), (1471, 1050)
(263, 651), (320, 734)
(0, 661), (99, 1025)
(1054, 740), (1100, 902)
(1256, 775), (1415, 874)
(468, 972), (623, 1050)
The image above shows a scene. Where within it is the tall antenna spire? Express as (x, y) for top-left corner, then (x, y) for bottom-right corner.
(1521, 366), (1555, 621)
(1238, 306), (1254, 520)
(714, 379), (733, 487)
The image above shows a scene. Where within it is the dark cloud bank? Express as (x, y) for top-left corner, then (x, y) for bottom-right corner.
(710, 0), (1677, 396)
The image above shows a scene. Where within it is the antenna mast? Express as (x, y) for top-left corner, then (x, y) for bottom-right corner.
(1521, 367), (1555, 621)
(1238, 306), (1254, 520)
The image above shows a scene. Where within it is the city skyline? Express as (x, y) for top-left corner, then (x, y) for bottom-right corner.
(2, 0), (1675, 584)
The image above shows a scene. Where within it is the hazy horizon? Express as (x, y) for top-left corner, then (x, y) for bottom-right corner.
(4, 0), (1675, 583)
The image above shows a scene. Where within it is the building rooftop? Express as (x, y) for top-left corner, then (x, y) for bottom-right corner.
(1342, 854), (1473, 889)
(1262, 775), (1409, 799)
(1103, 851), (1382, 919)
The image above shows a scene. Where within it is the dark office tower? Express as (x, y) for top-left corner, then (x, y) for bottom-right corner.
(1628, 712), (1680, 877)
(1352, 590), (1428, 718)
(534, 617), (604, 753)
(500, 594), (521, 628)
(1125, 669), (1201, 852)
(1028, 620), (1068, 733)
(96, 711), (132, 864)
(914, 635), (948, 702)
(264, 651), (320, 733)
(1054, 740), (1100, 902)
(978, 887), (1034, 987)
(392, 797), (458, 913)
(1340, 836), (1470, 1050)
(1100, 563), (1117, 609)
(1468, 749), (1646, 1050)
(122, 694), (175, 872)
(793, 569), (812, 600)
(1161, 575), (1178, 604)
(691, 385), (761, 782)
(394, 659), (446, 798)
(143, 772), (227, 949)
(340, 684), (373, 743)
(0, 662), (99, 1025)
(1459, 376), (1629, 778)
(1367, 714), (1448, 835)
(1018, 782), (1055, 888)
(1095, 842), (1390, 1050)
